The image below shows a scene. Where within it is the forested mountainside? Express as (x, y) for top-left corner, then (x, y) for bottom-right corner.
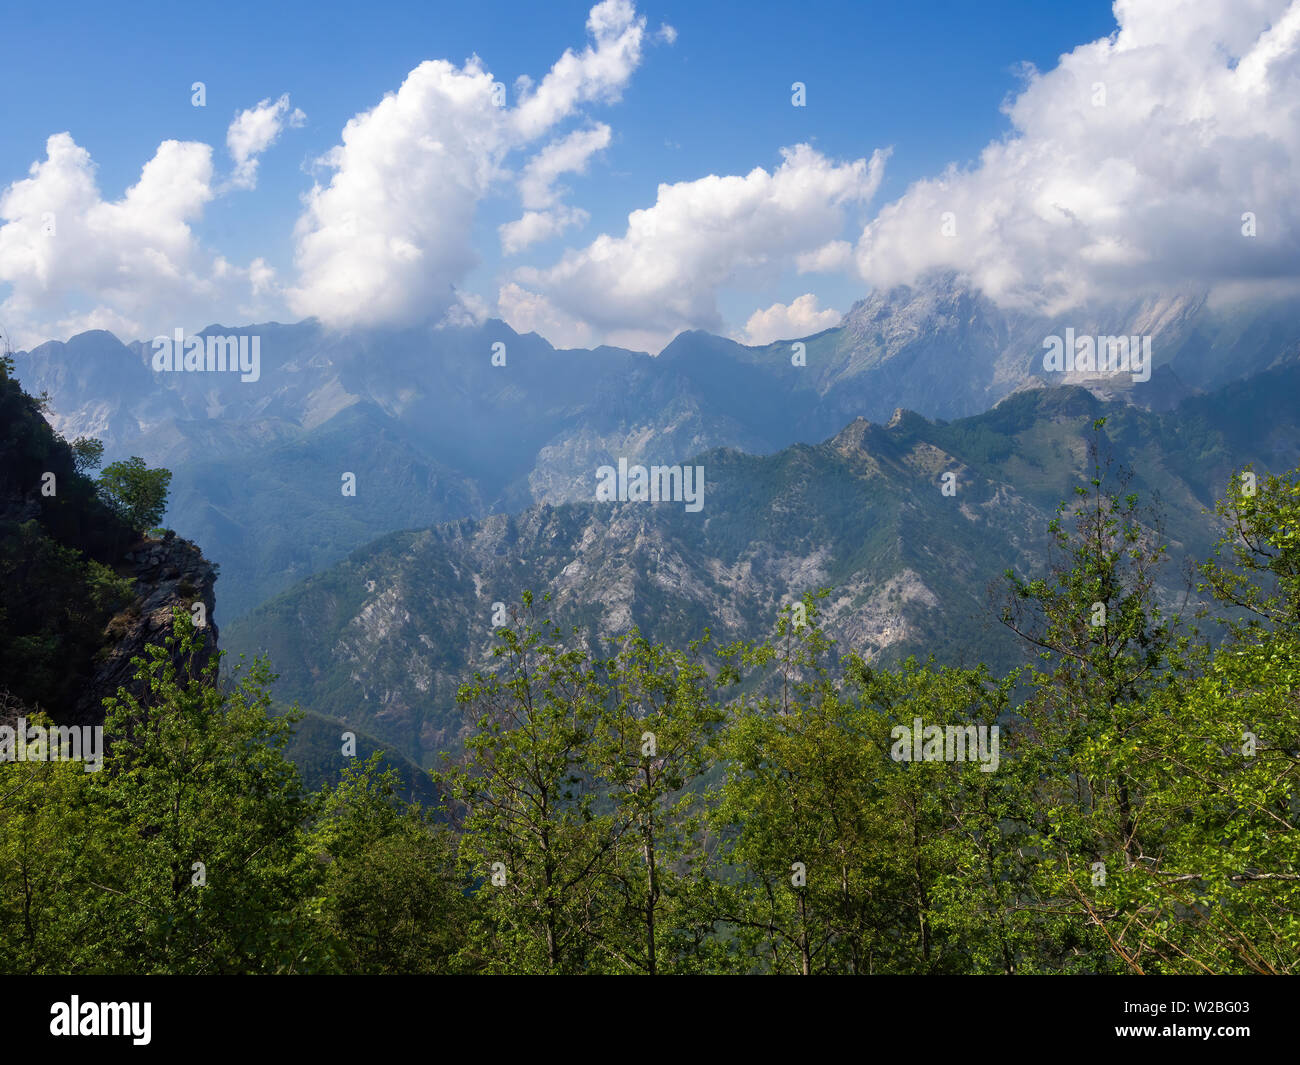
(227, 364), (1300, 767)
(0, 359), (214, 723)
(4, 321), (1298, 976)
(5, 441), (1298, 974)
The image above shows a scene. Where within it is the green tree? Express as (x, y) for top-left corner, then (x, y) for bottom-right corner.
(1126, 465), (1300, 973)
(850, 656), (1030, 974)
(1199, 465), (1300, 638)
(308, 754), (470, 973)
(0, 521), (133, 712)
(90, 611), (321, 973)
(990, 431), (1300, 973)
(70, 436), (104, 476)
(995, 429), (1183, 971)
(0, 698), (117, 974)
(0, 613), (324, 974)
(713, 594), (867, 974)
(437, 592), (616, 974)
(585, 629), (729, 974)
(713, 594), (1023, 973)
(1052, 465), (1300, 974)
(98, 456), (171, 532)
(1124, 631), (1300, 972)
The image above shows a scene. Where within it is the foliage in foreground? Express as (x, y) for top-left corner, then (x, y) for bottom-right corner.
(1, 448), (1297, 973)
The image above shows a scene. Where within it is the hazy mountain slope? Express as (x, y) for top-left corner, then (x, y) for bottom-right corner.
(282, 708), (441, 807)
(167, 401), (487, 618)
(225, 365), (1300, 768)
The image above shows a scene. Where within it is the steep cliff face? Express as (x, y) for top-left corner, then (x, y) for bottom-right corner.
(71, 532), (219, 725)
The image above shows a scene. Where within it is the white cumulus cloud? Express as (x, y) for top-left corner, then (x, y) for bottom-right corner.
(0, 133), (226, 344)
(854, 0), (1300, 312)
(796, 239), (855, 274)
(499, 144), (886, 351)
(289, 0), (649, 328)
(0, 89), (308, 345)
(518, 124), (612, 210)
(226, 94), (307, 190)
(500, 207), (592, 257)
(500, 124), (611, 254)
(509, 0), (646, 141)
(739, 294), (841, 345)
(287, 57), (507, 329)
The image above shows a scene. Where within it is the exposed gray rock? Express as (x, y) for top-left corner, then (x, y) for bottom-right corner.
(72, 534), (219, 725)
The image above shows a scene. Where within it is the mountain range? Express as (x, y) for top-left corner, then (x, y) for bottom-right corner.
(225, 363), (1300, 767)
(16, 274), (1300, 622)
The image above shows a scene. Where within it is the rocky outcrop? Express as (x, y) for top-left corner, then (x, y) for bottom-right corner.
(1, 363), (221, 730)
(71, 531), (219, 725)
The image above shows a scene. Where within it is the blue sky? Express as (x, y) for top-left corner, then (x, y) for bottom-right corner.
(2, 0), (1295, 351)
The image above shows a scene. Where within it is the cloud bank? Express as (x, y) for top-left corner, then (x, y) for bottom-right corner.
(854, 0), (1300, 313)
(8, 0), (1300, 351)
(0, 91), (305, 345)
(499, 145), (886, 350)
